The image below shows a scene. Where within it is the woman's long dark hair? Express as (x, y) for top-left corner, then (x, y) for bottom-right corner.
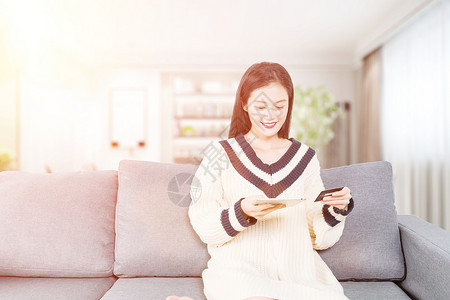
(228, 62), (294, 139)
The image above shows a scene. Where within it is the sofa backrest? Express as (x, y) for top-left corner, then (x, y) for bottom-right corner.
(113, 160), (208, 277)
(114, 159), (405, 281)
(0, 170), (117, 277)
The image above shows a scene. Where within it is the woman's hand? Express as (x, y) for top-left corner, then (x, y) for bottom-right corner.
(321, 186), (352, 210)
(241, 195), (286, 220)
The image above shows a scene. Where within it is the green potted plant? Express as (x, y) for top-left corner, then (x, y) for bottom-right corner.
(290, 85), (342, 151)
(0, 145), (16, 171)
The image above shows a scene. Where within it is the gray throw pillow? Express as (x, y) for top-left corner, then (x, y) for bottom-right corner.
(319, 161), (405, 281)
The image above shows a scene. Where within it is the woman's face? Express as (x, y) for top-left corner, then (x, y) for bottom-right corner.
(243, 82), (289, 139)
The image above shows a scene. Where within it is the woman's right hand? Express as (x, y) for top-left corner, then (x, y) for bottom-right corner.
(241, 195), (286, 220)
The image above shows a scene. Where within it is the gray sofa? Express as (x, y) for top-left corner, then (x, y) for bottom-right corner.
(0, 160), (448, 300)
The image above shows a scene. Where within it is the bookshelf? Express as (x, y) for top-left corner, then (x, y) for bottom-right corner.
(161, 72), (242, 164)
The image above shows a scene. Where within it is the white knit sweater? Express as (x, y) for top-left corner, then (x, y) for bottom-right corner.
(188, 133), (354, 300)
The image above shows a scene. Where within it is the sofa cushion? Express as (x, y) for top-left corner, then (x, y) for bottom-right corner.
(319, 161), (405, 281)
(0, 276), (117, 300)
(99, 278), (411, 300)
(0, 170), (117, 277)
(341, 282), (411, 299)
(100, 277), (206, 300)
(113, 160), (209, 277)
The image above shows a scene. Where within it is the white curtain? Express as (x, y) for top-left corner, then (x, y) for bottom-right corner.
(381, 0), (450, 231)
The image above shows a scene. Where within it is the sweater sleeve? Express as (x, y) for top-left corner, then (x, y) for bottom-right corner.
(304, 153), (354, 250)
(188, 141), (257, 248)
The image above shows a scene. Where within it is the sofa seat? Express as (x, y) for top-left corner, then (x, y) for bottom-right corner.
(99, 277), (412, 300)
(0, 276), (117, 300)
(100, 277), (206, 300)
(0, 276), (412, 300)
(341, 281), (411, 299)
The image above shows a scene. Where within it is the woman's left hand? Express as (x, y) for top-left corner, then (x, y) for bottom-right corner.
(321, 186), (352, 210)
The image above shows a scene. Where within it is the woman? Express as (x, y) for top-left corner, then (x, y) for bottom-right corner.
(167, 62), (354, 300)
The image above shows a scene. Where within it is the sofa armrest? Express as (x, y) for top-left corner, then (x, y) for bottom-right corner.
(396, 214), (450, 300)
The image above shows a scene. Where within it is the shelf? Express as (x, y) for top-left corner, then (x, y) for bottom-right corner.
(161, 71), (241, 164)
(173, 156), (202, 165)
(173, 92), (235, 97)
(173, 136), (225, 140)
(174, 116), (231, 120)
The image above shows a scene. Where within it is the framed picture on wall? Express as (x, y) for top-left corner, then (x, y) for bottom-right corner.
(109, 88), (147, 149)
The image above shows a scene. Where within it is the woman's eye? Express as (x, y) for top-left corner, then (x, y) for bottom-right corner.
(276, 106), (284, 109)
(256, 107), (266, 110)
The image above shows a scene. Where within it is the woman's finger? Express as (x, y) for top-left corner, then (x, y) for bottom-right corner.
(322, 197), (350, 202)
(260, 206), (285, 215)
(331, 190), (346, 197)
(323, 197), (351, 203)
(324, 193), (351, 200)
(261, 204), (284, 211)
(321, 200), (349, 206)
(331, 191), (350, 197)
(332, 187), (351, 197)
(261, 203), (276, 209)
(323, 196), (350, 201)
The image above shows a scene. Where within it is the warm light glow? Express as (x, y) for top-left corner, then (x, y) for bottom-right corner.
(2, 1), (51, 69)
(1, 0), (85, 78)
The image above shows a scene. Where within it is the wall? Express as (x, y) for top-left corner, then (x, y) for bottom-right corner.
(14, 59), (355, 172)
(0, 27), (19, 170)
(91, 67), (161, 170)
(18, 48), (94, 172)
(19, 66), (162, 172)
(0, 78), (17, 170)
(288, 65), (356, 167)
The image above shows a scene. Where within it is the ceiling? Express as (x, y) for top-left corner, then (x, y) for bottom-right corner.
(1, 0), (433, 67)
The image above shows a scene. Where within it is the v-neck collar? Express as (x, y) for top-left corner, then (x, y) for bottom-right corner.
(219, 136), (315, 198)
(235, 132), (301, 175)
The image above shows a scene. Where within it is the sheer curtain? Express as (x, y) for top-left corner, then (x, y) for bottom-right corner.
(381, 0), (450, 231)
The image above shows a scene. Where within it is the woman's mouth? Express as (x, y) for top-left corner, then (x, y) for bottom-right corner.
(261, 121), (277, 129)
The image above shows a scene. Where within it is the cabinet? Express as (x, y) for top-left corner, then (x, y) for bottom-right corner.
(161, 72), (242, 164)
